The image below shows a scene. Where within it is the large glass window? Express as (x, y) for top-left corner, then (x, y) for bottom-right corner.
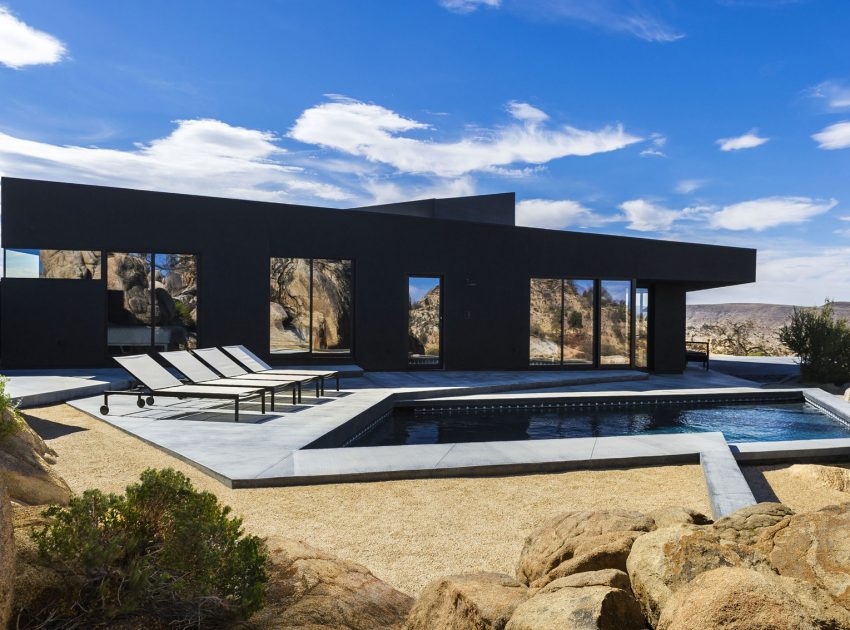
(600, 280), (632, 365)
(408, 276), (441, 367)
(563, 279), (595, 365)
(312, 259), (353, 355)
(270, 257), (353, 356)
(154, 254), (199, 350)
(4, 248), (102, 279)
(529, 278), (562, 365)
(107, 252), (198, 355)
(635, 287), (650, 369)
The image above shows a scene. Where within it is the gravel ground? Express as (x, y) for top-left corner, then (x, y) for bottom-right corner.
(24, 404), (713, 596)
(742, 464), (850, 512)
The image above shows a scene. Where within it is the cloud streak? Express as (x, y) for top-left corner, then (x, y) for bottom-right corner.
(0, 5), (66, 69)
(289, 96), (642, 178)
(0, 118), (351, 204)
(709, 196), (837, 231)
(516, 198), (614, 230)
(812, 121), (850, 150)
(716, 129), (769, 151)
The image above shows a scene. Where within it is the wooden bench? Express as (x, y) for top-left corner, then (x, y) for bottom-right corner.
(686, 340), (710, 370)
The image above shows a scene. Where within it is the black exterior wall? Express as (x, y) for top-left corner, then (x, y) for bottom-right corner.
(0, 178), (756, 372)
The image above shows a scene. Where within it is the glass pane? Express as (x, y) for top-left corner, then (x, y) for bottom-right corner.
(107, 252), (152, 355)
(408, 276), (441, 366)
(563, 279), (595, 364)
(5, 249), (102, 279)
(635, 287), (650, 369)
(154, 253), (198, 350)
(270, 257), (311, 354)
(311, 259), (353, 355)
(529, 278), (562, 366)
(600, 280), (632, 365)
(4, 249), (40, 278)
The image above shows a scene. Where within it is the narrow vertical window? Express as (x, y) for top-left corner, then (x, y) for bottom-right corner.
(563, 279), (595, 365)
(529, 278), (562, 366)
(408, 276), (441, 367)
(600, 280), (632, 365)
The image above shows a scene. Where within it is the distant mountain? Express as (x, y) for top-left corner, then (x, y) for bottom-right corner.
(686, 302), (850, 356)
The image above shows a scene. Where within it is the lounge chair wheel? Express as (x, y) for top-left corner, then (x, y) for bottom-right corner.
(146, 396), (155, 405)
(100, 405), (109, 415)
(137, 398), (146, 408)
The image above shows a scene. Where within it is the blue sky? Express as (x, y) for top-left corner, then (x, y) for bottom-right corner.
(1, 0), (849, 305)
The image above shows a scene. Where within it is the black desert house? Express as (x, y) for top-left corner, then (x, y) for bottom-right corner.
(0, 177), (756, 372)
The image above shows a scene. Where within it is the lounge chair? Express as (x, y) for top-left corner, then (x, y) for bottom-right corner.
(160, 350), (299, 409)
(222, 344), (341, 395)
(686, 340), (710, 370)
(192, 347), (321, 401)
(103, 354), (266, 422)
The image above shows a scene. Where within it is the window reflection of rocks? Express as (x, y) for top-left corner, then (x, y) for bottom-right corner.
(107, 252), (198, 354)
(269, 257), (352, 355)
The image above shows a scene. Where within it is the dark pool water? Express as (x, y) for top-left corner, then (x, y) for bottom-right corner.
(346, 401), (850, 447)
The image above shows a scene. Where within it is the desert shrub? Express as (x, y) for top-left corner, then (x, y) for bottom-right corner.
(28, 468), (268, 628)
(779, 301), (850, 384)
(0, 376), (24, 441)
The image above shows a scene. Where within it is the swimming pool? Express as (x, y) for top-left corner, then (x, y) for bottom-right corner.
(345, 399), (850, 447)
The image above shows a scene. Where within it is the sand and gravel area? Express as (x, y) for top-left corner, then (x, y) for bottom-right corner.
(24, 403), (717, 595)
(742, 463), (850, 512)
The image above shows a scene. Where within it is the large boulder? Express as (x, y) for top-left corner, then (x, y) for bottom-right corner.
(758, 503), (850, 611)
(517, 510), (655, 589)
(506, 584), (645, 630)
(657, 567), (850, 630)
(648, 506), (712, 529)
(788, 464), (850, 493)
(404, 572), (528, 630)
(627, 525), (770, 626)
(251, 537), (413, 629)
(1, 479), (14, 630)
(536, 569), (632, 593)
(0, 410), (72, 505)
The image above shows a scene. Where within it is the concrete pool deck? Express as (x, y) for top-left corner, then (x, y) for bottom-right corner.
(55, 365), (850, 517)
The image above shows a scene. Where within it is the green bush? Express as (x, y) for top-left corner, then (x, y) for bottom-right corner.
(0, 375), (24, 441)
(778, 301), (850, 384)
(29, 468), (268, 628)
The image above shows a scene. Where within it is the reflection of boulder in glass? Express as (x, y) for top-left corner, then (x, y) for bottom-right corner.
(39, 250), (102, 279)
(311, 259), (352, 351)
(408, 285), (440, 355)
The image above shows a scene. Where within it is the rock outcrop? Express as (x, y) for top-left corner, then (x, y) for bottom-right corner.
(657, 567), (850, 630)
(758, 503), (850, 611)
(0, 410), (72, 506)
(252, 537), (413, 630)
(517, 510), (655, 589)
(404, 572), (528, 630)
(625, 503), (792, 627)
(1, 479), (14, 630)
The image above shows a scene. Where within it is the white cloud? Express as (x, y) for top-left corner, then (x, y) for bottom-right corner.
(516, 198), (614, 230)
(675, 179), (706, 194)
(507, 101), (549, 124)
(0, 5), (66, 69)
(716, 129), (769, 151)
(709, 196), (836, 231)
(289, 96), (642, 178)
(510, 0), (683, 42)
(812, 121), (850, 150)
(362, 176), (476, 205)
(689, 247), (850, 306)
(639, 133), (667, 157)
(0, 118), (352, 204)
(619, 199), (681, 231)
(807, 80), (850, 111)
(439, 0), (500, 13)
